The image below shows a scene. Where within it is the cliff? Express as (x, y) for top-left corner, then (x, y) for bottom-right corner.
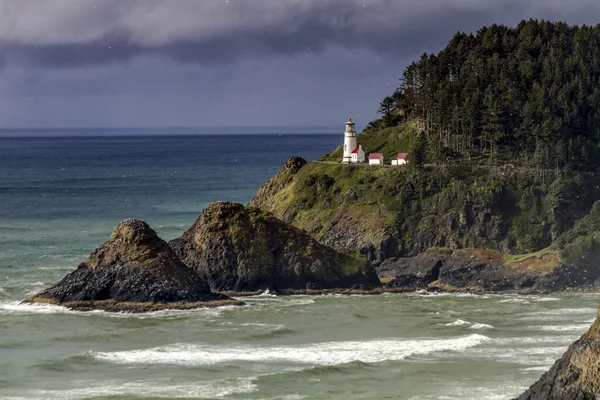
(26, 219), (237, 312)
(253, 151), (600, 255)
(169, 201), (379, 293)
(517, 311), (600, 399)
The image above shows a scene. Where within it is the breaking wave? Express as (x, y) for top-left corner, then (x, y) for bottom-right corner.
(7, 378), (257, 400)
(91, 334), (491, 367)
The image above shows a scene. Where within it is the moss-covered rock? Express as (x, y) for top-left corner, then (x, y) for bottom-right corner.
(25, 219), (235, 312)
(517, 310), (600, 399)
(169, 201), (379, 292)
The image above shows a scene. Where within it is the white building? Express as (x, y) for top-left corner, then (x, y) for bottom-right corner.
(342, 118), (357, 163)
(351, 145), (365, 163)
(391, 153), (408, 166)
(368, 153), (384, 166)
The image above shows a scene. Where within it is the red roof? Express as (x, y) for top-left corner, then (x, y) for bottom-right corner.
(351, 147), (361, 154)
(346, 118), (355, 125)
(398, 153), (408, 159)
(369, 153), (383, 160)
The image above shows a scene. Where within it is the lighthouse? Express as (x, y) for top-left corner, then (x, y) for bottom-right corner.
(343, 118), (357, 163)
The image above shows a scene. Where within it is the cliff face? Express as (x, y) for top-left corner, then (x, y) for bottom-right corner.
(250, 151), (600, 277)
(376, 248), (580, 292)
(27, 219), (232, 311)
(517, 312), (600, 400)
(169, 201), (379, 292)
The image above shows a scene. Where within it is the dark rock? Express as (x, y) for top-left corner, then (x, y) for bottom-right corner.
(169, 202), (380, 292)
(377, 249), (574, 292)
(376, 252), (444, 289)
(517, 313), (600, 399)
(27, 219), (230, 309)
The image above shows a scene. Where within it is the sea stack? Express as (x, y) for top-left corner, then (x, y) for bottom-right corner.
(25, 219), (239, 312)
(517, 309), (600, 399)
(170, 201), (380, 293)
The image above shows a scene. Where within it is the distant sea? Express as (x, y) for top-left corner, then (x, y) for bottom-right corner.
(0, 130), (597, 399)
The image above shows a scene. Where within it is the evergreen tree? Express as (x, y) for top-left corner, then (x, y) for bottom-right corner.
(371, 19), (600, 171)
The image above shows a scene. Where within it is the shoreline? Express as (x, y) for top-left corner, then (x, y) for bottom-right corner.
(22, 296), (245, 313)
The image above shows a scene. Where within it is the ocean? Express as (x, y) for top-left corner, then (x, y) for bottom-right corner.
(0, 132), (597, 400)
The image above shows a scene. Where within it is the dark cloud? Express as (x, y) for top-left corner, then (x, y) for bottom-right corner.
(2, 0), (594, 69)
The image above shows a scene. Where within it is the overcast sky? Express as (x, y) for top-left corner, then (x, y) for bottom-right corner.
(1, 0), (600, 129)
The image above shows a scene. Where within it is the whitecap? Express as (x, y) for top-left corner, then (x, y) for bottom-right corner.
(499, 298), (530, 304)
(521, 366), (552, 372)
(91, 334), (491, 366)
(470, 323), (494, 330)
(9, 378), (257, 400)
(525, 308), (596, 316)
(533, 297), (561, 302)
(0, 301), (70, 315)
(495, 335), (579, 345)
(443, 319), (470, 326)
(528, 324), (591, 332)
(0, 301), (236, 319)
(464, 346), (567, 366)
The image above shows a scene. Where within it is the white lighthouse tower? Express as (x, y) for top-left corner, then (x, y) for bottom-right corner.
(343, 118), (357, 163)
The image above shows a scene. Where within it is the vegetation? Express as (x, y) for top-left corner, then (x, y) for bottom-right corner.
(366, 20), (600, 171)
(256, 19), (600, 273)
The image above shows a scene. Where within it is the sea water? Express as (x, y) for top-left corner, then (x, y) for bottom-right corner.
(0, 132), (598, 399)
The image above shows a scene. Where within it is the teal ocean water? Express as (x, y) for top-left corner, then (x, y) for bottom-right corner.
(0, 132), (598, 399)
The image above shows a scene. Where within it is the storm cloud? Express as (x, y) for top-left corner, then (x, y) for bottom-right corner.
(2, 0), (600, 128)
(2, 0), (600, 68)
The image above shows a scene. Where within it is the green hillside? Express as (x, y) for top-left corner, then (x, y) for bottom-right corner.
(253, 20), (600, 282)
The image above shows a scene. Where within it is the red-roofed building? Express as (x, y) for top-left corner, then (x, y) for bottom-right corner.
(392, 153), (409, 166)
(351, 145), (365, 163)
(368, 153), (384, 166)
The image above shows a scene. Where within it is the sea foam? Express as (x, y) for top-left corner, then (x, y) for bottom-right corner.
(91, 334), (491, 367)
(8, 378), (257, 400)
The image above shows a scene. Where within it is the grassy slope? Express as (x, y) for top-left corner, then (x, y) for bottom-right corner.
(255, 120), (600, 269)
(320, 121), (419, 162)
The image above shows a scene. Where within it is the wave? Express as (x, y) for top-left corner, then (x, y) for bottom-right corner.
(441, 319), (494, 329)
(533, 297), (561, 302)
(465, 346), (566, 367)
(495, 335), (579, 345)
(0, 301), (237, 319)
(470, 323), (494, 330)
(443, 319), (470, 326)
(526, 307), (597, 316)
(90, 334), (491, 367)
(499, 298), (530, 304)
(528, 324), (591, 332)
(0, 302), (70, 315)
(8, 378), (257, 400)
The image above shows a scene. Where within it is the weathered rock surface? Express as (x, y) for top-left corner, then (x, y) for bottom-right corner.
(249, 156), (307, 209)
(169, 201), (380, 292)
(26, 219), (236, 311)
(517, 312), (600, 399)
(377, 249), (588, 292)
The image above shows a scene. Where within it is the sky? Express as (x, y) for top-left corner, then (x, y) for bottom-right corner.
(1, 0), (600, 129)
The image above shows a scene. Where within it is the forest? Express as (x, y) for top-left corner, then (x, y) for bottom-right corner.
(374, 20), (600, 171)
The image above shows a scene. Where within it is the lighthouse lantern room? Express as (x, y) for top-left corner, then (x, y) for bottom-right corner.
(343, 118), (357, 163)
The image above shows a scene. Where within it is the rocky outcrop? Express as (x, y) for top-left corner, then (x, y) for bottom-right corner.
(169, 201), (380, 292)
(26, 219), (238, 312)
(377, 248), (589, 293)
(517, 313), (600, 399)
(249, 156), (307, 209)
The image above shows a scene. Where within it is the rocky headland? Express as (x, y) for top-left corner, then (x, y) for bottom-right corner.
(377, 248), (597, 293)
(170, 201), (379, 293)
(25, 219), (240, 312)
(517, 311), (600, 399)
